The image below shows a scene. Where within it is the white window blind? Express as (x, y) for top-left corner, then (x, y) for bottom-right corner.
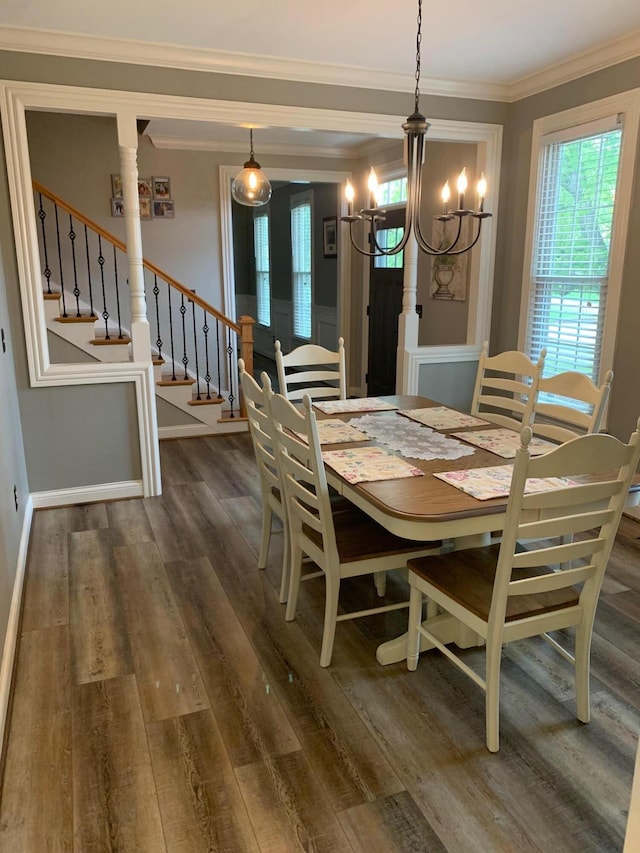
(253, 213), (270, 327)
(526, 119), (622, 383)
(291, 196), (312, 339)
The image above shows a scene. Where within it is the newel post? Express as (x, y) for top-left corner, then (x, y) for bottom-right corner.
(238, 315), (255, 417)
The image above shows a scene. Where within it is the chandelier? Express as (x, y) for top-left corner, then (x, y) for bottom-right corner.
(341, 0), (491, 258)
(231, 129), (272, 208)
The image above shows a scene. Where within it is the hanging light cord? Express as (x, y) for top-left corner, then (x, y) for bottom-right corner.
(414, 0), (422, 114)
(249, 128), (255, 159)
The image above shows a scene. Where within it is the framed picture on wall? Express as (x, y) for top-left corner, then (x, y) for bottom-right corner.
(152, 176), (171, 199)
(111, 174), (123, 198)
(137, 177), (152, 197)
(153, 199), (175, 218)
(323, 216), (337, 258)
(139, 197), (152, 220)
(110, 197), (124, 217)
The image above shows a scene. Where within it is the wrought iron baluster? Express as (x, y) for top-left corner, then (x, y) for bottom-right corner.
(190, 291), (201, 399)
(54, 203), (67, 317)
(112, 245), (124, 338)
(83, 225), (96, 317)
(167, 282), (176, 380)
(37, 194), (52, 295)
(180, 294), (188, 380)
(153, 275), (163, 361)
(97, 235), (109, 339)
(68, 214), (81, 317)
(216, 319), (223, 398)
(226, 330), (235, 418)
(202, 311), (212, 400)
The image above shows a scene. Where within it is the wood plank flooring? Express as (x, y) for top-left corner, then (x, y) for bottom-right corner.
(1, 432), (639, 852)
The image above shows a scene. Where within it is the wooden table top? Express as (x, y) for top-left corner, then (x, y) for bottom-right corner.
(314, 395), (640, 541)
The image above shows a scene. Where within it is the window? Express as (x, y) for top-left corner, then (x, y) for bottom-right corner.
(291, 192), (312, 339)
(376, 176), (408, 207)
(253, 212), (271, 327)
(519, 92), (640, 394)
(373, 227), (404, 268)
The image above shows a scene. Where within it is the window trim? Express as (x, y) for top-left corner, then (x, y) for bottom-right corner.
(290, 189), (314, 341)
(518, 89), (640, 389)
(253, 209), (271, 328)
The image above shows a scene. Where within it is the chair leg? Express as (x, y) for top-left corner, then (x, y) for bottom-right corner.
(485, 640), (502, 753)
(319, 575), (340, 667)
(574, 619), (592, 723)
(406, 583), (423, 672)
(278, 522), (290, 604)
(285, 540), (303, 622)
(374, 570), (386, 597)
(258, 503), (273, 570)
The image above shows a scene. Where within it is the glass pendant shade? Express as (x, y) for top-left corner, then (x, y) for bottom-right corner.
(231, 160), (272, 207)
(231, 130), (272, 207)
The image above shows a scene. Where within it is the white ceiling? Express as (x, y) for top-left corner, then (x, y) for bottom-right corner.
(1, 0), (640, 88)
(2, 1), (640, 153)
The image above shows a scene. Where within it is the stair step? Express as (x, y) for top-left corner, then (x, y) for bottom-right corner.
(218, 415), (248, 424)
(43, 291), (61, 301)
(157, 378), (196, 386)
(187, 397), (224, 407)
(153, 357), (165, 366)
(55, 314), (98, 324)
(90, 336), (131, 346)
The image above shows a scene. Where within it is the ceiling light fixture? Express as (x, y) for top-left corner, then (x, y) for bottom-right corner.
(341, 0), (491, 258)
(231, 128), (272, 207)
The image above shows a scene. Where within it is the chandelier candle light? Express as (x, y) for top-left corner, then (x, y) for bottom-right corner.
(231, 128), (272, 208)
(342, 0), (491, 258)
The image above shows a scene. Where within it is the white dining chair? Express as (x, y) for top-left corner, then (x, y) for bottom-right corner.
(532, 369), (613, 444)
(267, 391), (443, 667)
(275, 337), (346, 402)
(406, 419), (640, 752)
(471, 341), (546, 431)
(238, 358), (290, 603)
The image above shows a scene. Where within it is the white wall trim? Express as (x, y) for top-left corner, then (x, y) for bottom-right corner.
(0, 495), (33, 750)
(1, 24), (640, 104)
(30, 480), (144, 508)
(149, 135), (360, 160)
(158, 423), (222, 439)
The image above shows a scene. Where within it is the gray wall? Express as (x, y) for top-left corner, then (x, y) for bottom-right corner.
(0, 223), (29, 669)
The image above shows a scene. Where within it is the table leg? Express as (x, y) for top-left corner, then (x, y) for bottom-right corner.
(376, 612), (483, 666)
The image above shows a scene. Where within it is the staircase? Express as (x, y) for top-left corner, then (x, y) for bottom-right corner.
(34, 181), (253, 436)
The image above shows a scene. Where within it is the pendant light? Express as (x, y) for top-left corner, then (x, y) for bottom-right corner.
(231, 128), (272, 207)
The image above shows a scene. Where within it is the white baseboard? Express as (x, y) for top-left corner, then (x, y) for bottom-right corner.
(30, 480), (144, 508)
(0, 495), (34, 750)
(158, 422), (248, 440)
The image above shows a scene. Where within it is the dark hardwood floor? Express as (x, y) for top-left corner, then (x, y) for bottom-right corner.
(1, 432), (639, 851)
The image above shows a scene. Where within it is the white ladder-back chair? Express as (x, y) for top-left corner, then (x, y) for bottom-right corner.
(533, 369), (613, 444)
(238, 359), (290, 603)
(406, 420), (640, 752)
(275, 338), (346, 402)
(471, 342), (546, 431)
(267, 392), (443, 667)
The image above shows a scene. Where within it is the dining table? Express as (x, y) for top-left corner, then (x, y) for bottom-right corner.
(312, 394), (640, 665)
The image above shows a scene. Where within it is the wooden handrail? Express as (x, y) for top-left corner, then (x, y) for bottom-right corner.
(32, 180), (242, 335)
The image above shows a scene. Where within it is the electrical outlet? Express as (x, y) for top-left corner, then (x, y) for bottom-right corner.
(13, 485), (18, 512)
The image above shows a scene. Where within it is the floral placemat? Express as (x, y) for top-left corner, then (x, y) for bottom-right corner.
(294, 419), (369, 445)
(399, 406), (490, 430)
(322, 446), (425, 484)
(313, 398), (398, 415)
(434, 464), (574, 501)
(451, 427), (557, 459)
(348, 414), (475, 461)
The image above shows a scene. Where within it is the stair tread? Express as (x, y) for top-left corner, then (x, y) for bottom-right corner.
(54, 314), (98, 324)
(91, 336), (131, 345)
(157, 378), (196, 386)
(187, 397), (224, 406)
(43, 291), (61, 300)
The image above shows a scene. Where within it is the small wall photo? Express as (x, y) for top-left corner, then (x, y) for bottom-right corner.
(153, 199), (175, 218)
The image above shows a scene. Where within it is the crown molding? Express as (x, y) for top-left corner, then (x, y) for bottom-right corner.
(148, 134), (358, 159)
(508, 28), (640, 101)
(1, 23), (639, 105)
(0, 25), (509, 101)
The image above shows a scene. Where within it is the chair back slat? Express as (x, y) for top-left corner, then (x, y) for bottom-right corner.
(509, 564), (597, 596)
(512, 536), (606, 570)
(533, 369), (613, 443)
(275, 337), (346, 402)
(471, 342), (545, 431)
(239, 360), (282, 498)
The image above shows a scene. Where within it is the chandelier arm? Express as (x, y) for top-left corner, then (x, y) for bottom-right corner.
(441, 217), (484, 255)
(413, 211), (463, 255)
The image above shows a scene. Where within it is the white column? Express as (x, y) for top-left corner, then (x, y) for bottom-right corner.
(116, 113), (151, 362)
(396, 234), (420, 394)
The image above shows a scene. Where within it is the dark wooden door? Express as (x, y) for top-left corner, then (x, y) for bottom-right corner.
(366, 207), (405, 397)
